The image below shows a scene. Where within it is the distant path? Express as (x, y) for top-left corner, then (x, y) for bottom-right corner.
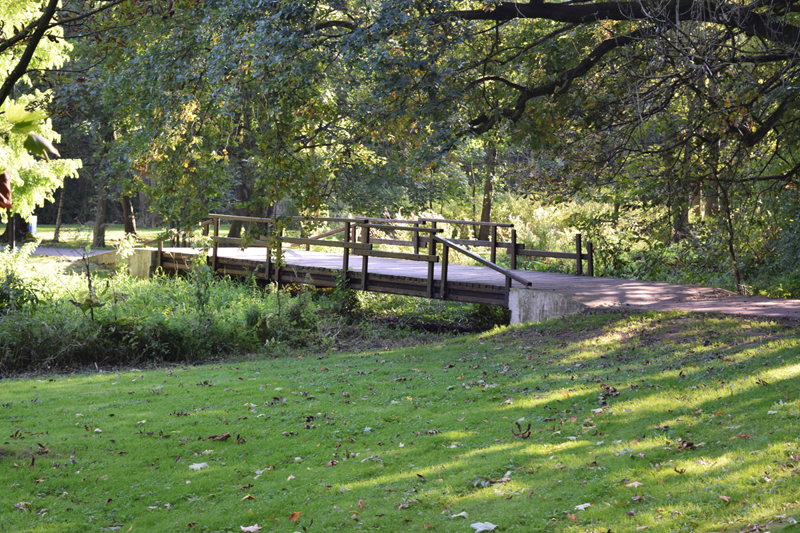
(32, 247), (109, 259)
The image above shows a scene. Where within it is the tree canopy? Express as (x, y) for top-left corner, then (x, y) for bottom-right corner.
(5, 0), (800, 292)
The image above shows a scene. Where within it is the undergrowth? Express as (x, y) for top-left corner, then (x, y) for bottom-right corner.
(1, 247), (509, 373)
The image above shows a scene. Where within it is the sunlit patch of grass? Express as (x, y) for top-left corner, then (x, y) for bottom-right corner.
(1, 312), (799, 532)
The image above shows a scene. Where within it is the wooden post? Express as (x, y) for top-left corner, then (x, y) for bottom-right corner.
(212, 217), (220, 273)
(157, 239), (163, 269)
(427, 222), (437, 299)
(361, 224), (369, 291)
(490, 225), (497, 264)
(575, 233), (583, 276)
(276, 227), (283, 288)
(587, 241), (594, 277)
(413, 221), (420, 255)
(342, 221), (350, 278)
(440, 243), (449, 300)
(505, 275), (512, 306)
(510, 228), (517, 270)
(265, 221), (272, 283)
(7, 209), (14, 250)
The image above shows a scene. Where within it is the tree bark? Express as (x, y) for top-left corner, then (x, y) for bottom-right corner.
(478, 144), (496, 241)
(1, 213), (29, 244)
(53, 185), (65, 243)
(92, 186), (109, 248)
(227, 183), (253, 238)
(121, 195), (137, 235)
(0, 0), (59, 108)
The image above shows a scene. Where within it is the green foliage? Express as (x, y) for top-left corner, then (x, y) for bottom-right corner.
(0, 243), (41, 313)
(0, 97), (81, 221)
(1, 249), (511, 372)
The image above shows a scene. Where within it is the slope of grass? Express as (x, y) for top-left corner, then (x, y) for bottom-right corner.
(1, 312), (799, 533)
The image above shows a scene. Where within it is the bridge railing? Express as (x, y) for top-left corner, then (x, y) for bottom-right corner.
(199, 213), (593, 277)
(191, 214), (539, 303)
(154, 213), (592, 306)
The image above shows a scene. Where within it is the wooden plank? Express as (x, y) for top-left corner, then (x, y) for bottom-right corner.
(212, 236), (270, 247)
(356, 223), (443, 233)
(165, 249), (513, 307)
(445, 238), (514, 249)
(277, 236), (370, 250)
(361, 225), (369, 291)
(342, 221), (350, 275)
(518, 249), (579, 260)
(209, 213), (378, 225)
(369, 237), (415, 247)
(434, 236), (531, 287)
(352, 250), (438, 262)
(418, 217), (513, 228)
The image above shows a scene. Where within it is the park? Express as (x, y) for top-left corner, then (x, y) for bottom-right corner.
(2, 0), (800, 532)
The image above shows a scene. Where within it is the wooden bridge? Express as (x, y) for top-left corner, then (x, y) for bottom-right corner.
(155, 214), (594, 309)
(129, 213), (800, 322)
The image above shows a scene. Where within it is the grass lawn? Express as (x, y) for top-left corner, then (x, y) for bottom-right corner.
(4, 224), (215, 250)
(1, 312), (799, 533)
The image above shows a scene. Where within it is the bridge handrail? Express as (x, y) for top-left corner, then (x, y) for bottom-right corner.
(434, 235), (532, 289)
(198, 213), (592, 277)
(418, 217), (514, 228)
(355, 222), (442, 234)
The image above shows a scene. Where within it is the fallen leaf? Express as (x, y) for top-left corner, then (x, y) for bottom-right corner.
(198, 433), (230, 441)
(189, 463), (209, 471)
(241, 494), (256, 501)
(450, 511), (469, 519)
(289, 512), (301, 523)
(240, 523), (262, 531)
(470, 522), (497, 532)
(719, 495), (731, 503)
(574, 503), (592, 511)
(567, 514), (578, 521)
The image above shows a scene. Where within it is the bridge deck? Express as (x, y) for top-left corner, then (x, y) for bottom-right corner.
(159, 247), (800, 320)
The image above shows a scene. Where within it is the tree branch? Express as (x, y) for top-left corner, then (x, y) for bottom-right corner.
(0, 0), (60, 109)
(466, 28), (650, 133)
(445, 1), (800, 46)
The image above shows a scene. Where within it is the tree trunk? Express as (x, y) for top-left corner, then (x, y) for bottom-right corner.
(53, 185), (65, 243)
(227, 183), (253, 238)
(121, 195), (137, 235)
(704, 182), (719, 217)
(1, 213), (28, 244)
(478, 144), (496, 241)
(690, 183), (703, 221)
(672, 204), (689, 243)
(716, 178), (743, 293)
(92, 186), (109, 248)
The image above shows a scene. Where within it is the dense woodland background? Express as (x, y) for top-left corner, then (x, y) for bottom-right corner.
(3, 0), (800, 297)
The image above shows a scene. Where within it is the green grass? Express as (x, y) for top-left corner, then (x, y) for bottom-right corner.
(1, 312), (799, 532)
(19, 225), (165, 249)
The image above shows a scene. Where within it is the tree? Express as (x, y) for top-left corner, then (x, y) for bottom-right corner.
(0, 0), (87, 236)
(49, 0), (800, 290)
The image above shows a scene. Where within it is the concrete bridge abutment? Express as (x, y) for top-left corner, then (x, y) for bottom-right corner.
(508, 287), (587, 325)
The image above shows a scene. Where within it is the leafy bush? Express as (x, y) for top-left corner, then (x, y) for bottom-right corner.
(0, 243), (42, 314)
